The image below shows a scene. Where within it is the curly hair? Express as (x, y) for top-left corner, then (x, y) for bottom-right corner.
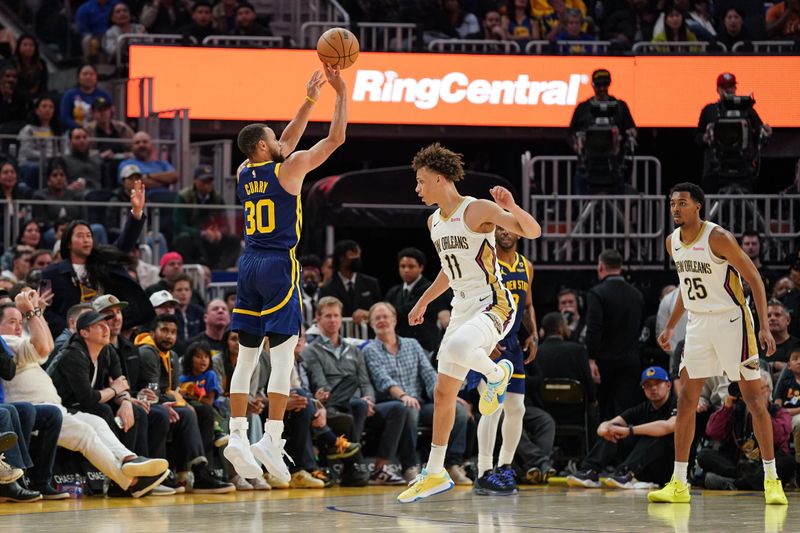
(412, 142), (465, 182)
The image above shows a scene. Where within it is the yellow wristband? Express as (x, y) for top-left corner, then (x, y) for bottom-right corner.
(306, 95), (316, 104)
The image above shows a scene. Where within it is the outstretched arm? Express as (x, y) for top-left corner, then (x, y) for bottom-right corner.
(467, 187), (541, 239)
(278, 64), (347, 195)
(277, 70), (327, 158)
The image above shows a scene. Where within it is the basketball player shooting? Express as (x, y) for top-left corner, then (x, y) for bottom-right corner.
(647, 182), (787, 505)
(223, 63), (347, 484)
(398, 143), (541, 503)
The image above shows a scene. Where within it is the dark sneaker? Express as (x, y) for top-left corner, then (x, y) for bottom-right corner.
(0, 480), (42, 502)
(496, 464), (518, 491)
(604, 466), (638, 489)
(369, 465), (405, 485)
(704, 472), (736, 491)
(130, 471), (171, 498)
(566, 469), (600, 488)
(326, 435), (361, 461)
(120, 456), (169, 478)
(106, 481), (130, 498)
(161, 470), (186, 494)
(31, 483), (70, 500)
(191, 464), (235, 494)
(473, 468), (517, 496)
(340, 463), (369, 487)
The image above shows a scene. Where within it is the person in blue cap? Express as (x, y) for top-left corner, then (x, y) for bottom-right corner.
(566, 366), (677, 489)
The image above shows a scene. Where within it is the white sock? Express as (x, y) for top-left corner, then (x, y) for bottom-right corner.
(498, 393), (525, 466)
(230, 416), (248, 438)
(674, 461), (688, 485)
(427, 444), (447, 475)
(478, 453), (494, 477)
(266, 419), (284, 444)
(763, 459), (777, 480)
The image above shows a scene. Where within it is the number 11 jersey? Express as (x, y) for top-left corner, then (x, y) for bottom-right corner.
(237, 161), (301, 253)
(672, 220), (747, 314)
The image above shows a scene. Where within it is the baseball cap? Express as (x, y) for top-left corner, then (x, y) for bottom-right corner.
(159, 251), (183, 272)
(92, 294), (129, 313)
(592, 69), (611, 86)
(641, 366), (670, 384)
(119, 164), (142, 182)
(92, 97), (111, 111)
(194, 164), (215, 181)
(150, 290), (179, 308)
(76, 310), (112, 332)
(717, 72), (736, 88)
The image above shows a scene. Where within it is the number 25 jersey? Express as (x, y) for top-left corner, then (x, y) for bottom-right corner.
(672, 221), (747, 314)
(237, 161), (302, 254)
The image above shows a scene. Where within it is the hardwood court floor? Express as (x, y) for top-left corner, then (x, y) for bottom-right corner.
(0, 484), (795, 533)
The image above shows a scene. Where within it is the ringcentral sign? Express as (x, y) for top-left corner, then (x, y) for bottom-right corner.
(128, 46), (800, 128)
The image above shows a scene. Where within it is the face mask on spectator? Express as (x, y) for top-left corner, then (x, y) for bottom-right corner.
(349, 257), (363, 273)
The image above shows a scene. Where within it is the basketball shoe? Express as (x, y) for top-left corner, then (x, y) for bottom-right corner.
(648, 475), (691, 503)
(223, 427), (263, 479)
(764, 478), (788, 505)
(251, 433), (293, 484)
(479, 360), (513, 416)
(397, 468), (455, 503)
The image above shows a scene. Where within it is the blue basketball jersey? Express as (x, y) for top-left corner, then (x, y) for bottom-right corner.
(237, 161), (301, 253)
(498, 252), (530, 344)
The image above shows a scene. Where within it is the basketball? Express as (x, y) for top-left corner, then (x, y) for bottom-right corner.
(316, 27), (359, 70)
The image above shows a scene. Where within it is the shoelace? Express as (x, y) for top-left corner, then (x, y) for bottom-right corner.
(408, 472), (427, 487)
(334, 435), (351, 453)
(485, 469), (506, 486)
(498, 467), (515, 486)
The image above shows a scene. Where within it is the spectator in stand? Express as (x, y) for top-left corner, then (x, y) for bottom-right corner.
(766, 0), (800, 39)
(230, 2), (272, 37)
(173, 164), (240, 270)
(29, 250), (53, 272)
(364, 302), (471, 484)
(505, 0), (541, 40)
(213, 0), (238, 33)
(603, 0), (657, 49)
(105, 165), (141, 233)
(687, 0), (716, 40)
(0, 162), (31, 240)
(76, 0), (120, 59)
(772, 277), (794, 300)
(651, 3), (699, 46)
(765, 300), (798, 377)
(566, 367), (676, 489)
(481, 9), (510, 39)
(132, 247), (160, 290)
(171, 273), (205, 343)
(384, 248), (449, 354)
(11, 35), (48, 99)
(212, 329), (267, 430)
(177, 341), (229, 448)
(319, 240), (381, 325)
(133, 314), (234, 493)
(0, 22), (14, 58)
(150, 289), (179, 316)
(41, 181), (154, 337)
(780, 264), (800, 337)
(716, 7), (751, 50)
(60, 64), (112, 130)
(740, 231), (778, 296)
(50, 303), (93, 357)
(178, 1), (220, 42)
(773, 345), (800, 486)
(2, 292), (172, 499)
(85, 97), (135, 161)
(0, 64), (29, 128)
(17, 96), (59, 182)
(32, 158), (86, 223)
(441, 0), (481, 38)
(700, 370), (794, 490)
(118, 131), (179, 196)
(652, 0), (713, 40)
(321, 255), (333, 286)
(103, 2), (147, 60)
(302, 297), (401, 486)
(299, 255), (322, 326)
(0, 409), (46, 501)
(63, 127), (103, 191)
(557, 288), (586, 343)
(585, 249), (645, 421)
(140, 0), (192, 34)
(188, 299), (231, 357)
(554, 8), (596, 49)
(0, 248), (31, 284)
(145, 251), (185, 297)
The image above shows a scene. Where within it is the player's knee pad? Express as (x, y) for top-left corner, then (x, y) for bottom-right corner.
(503, 392), (525, 420)
(441, 323), (487, 362)
(266, 335), (298, 396)
(230, 344), (260, 394)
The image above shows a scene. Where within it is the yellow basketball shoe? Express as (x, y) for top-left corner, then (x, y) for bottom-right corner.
(479, 360), (513, 416)
(648, 475), (691, 503)
(764, 478), (788, 505)
(397, 468), (454, 503)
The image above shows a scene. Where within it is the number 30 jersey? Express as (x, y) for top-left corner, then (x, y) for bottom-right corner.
(672, 220), (746, 314)
(237, 161), (302, 253)
(431, 196), (513, 312)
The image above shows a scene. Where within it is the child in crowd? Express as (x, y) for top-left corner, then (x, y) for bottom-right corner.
(773, 344), (800, 486)
(179, 341), (229, 447)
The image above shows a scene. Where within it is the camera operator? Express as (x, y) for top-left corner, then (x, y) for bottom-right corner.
(567, 69), (637, 194)
(696, 72), (772, 193)
(696, 370), (794, 490)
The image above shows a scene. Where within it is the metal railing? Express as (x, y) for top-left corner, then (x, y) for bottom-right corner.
(631, 41), (712, 53)
(520, 153), (662, 209)
(115, 33), (198, 69)
(428, 39), (520, 54)
(357, 22), (418, 52)
(201, 35), (284, 48)
(524, 40), (551, 54)
(299, 21), (341, 49)
(341, 317), (369, 340)
(111, 77), (154, 130)
(732, 40), (796, 53)
(554, 40), (611, 54)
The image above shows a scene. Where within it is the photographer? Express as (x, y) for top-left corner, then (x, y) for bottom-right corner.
(695, 72), (771, 193)
(697, 370), (793, 490)
(567, 69), (637, 194)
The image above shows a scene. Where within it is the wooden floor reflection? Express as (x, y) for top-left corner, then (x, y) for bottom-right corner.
(0, 484), (795, 532)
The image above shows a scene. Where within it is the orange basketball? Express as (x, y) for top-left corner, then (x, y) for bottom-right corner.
(316, 28), (359, 70)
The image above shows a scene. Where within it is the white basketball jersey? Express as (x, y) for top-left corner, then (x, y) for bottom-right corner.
(430, 197), (513, 307)
(671, 221), (746, 313)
